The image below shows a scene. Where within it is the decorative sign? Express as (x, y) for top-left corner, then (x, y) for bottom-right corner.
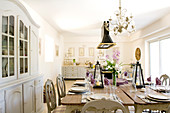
(79, 47), (84, 56)
(135, 48), (141, 61)
(68, 48), (75, 57)
(89, 47), (94, 56)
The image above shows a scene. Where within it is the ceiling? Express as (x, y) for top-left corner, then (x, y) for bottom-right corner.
(23, 0), (170, 39)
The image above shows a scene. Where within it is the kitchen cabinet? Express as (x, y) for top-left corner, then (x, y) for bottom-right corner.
(23, 81), (34, 113)
(62, 66), (86, 78)
(34, 77), (44, 113)
(0, 0), (43, 113)
(6, 85), (23, 113)
(0, 90), (5, 113)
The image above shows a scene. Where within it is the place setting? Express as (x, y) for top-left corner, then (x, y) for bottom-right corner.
(137, 93), (170, 103)
(72, 81), (87, 87)
(81, 93), (122, 104)
(145, 94), (170, 102)
(67, 81), (89, 94)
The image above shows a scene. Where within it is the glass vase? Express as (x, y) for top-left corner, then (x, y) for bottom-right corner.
(112, 71), (117, 99)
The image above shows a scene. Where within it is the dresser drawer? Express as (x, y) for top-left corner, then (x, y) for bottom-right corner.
(0, 90), (4, 102)
(34, 77), (43, 86)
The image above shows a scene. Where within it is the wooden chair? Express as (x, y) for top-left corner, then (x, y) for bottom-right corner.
(81, 98), (129, 113)
(167, 105), (170, 113)
(160, 74), (170, 86)
(56, 75), (66, 105)
(45, 79), (66, 113)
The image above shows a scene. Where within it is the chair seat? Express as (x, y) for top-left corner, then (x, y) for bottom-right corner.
(52, 105), (66, 113)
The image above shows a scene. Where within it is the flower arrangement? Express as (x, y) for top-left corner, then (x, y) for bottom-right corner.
(104, 49), (122, 76)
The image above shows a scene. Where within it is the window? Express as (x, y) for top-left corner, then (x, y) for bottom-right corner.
(45, 35), (54, 62)
(149, 37), (170, 80)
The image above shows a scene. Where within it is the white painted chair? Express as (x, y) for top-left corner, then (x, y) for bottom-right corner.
(81, 98), (128, 113)
(45, 79), (66, 113)
(56, 75), (66, 105)
(160, 74), (170, 86)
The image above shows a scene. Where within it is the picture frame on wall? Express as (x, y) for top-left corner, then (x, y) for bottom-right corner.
(55, 45), (59, 56)
(68, 47), (75, 57)
(89, 47), (94, 56)
(79, 47), (84, 56)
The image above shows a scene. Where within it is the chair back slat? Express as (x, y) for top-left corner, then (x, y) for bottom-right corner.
(45, 79), (56, 113)
(81, 99), (128, 113)
(56, 75), (66, 105)
(160, 74), (170, 85)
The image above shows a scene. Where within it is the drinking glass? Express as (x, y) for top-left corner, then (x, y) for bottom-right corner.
(130, 83), (137, 93)
(112, 86), (116, 99)
(104, 85), (108, 95)
(104, 78), (110, 97)
(164, 84), (170, 94)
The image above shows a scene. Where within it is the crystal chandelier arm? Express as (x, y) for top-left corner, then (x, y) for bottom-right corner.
(104, 0), (136, 35)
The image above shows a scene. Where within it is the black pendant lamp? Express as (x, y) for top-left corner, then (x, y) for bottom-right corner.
(97, 21), (116, 49)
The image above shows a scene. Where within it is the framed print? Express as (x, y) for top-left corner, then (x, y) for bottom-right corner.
(98, 50), (104, 57)
(79, 47), (84, 56)
(68, 48), (75, 57)
(89, 47), (94, 56)
(55, 45), (59, 56)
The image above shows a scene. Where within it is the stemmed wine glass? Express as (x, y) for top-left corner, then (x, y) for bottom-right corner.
(85, 73), (95, 94)
(104, 78), (110, 97)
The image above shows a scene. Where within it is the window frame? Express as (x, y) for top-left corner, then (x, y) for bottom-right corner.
(147, 35), (170, 80)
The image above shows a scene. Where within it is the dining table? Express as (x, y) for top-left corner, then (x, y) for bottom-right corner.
(61, 80), (170, 113)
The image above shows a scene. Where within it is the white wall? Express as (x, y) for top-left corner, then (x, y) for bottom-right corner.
(63, 13), (170, 80)
(64, 35), (134, 73)
(20, 0), (170, 81)
(20, 0), (64, 84)
(63, 36), (105, 65)
(130, 13), (170, 79)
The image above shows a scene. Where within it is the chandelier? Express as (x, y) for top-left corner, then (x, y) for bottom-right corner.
(104, 0), (136, 35)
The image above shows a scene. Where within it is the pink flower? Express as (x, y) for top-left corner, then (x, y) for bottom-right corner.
(116, 50), (120, 56)
(147, 77), (151, 82)
(106, 55), (109, 59)
(112, 54), (117, 60)
(156, 77), (161, 85)
(124, 71), (128, 76)
(104, 78), (110, 86)
(91, 78), (96, 85)
(86, 71), (89, 77)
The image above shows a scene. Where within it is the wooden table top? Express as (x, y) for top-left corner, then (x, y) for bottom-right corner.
(119, 84), (170, 105)
(61, 86), (134, 106)
(61, 81), (170, 106)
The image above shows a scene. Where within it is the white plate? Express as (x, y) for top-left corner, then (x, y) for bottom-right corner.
(90, 94), (109, 100)
(70, 87), (88, 93)
(147, 94), (169, 100)
(146, 96), (170, 102)
(74, 81), (86, 85)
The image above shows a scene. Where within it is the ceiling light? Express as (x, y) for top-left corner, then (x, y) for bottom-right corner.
(97, 21), (116, 49)
(104, 0), (136, 35)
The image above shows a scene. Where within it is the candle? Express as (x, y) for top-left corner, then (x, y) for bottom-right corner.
(96, 81), (100, 86)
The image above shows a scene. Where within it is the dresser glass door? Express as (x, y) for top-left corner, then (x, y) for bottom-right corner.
(2, 16), (15, 78)
(19, 20), (29, 76)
